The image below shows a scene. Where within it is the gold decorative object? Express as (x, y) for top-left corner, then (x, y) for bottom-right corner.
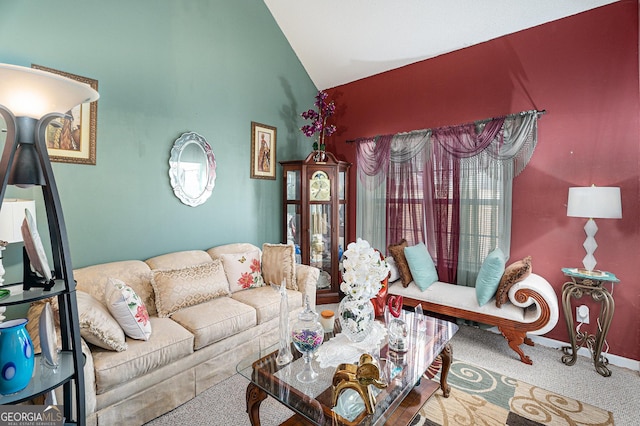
(332, 353), (387, 415)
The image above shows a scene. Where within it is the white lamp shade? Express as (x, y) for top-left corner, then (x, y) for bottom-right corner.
(0, 199), (35, 243)
(0, 63), (99, 119)
(567, 187), (622, 219)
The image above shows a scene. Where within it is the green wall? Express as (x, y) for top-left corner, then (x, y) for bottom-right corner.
(0, 0), (317, 285)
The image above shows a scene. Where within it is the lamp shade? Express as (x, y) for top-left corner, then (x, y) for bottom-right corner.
(0, 63), (99, 118)
(567, 186), (622, 219)
(0, 199), (35, 243)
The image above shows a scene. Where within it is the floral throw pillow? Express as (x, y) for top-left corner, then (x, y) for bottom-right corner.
(104, 278), (152, 341)
(220, 250), (264, 293)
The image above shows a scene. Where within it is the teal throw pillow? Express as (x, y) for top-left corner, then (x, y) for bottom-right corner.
(404, 242), (438, 291)
(475, 248), (506, 306)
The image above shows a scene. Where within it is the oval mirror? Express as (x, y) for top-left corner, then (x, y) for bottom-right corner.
(169, 132), (216, 207)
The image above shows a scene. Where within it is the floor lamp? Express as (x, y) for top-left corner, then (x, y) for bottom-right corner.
(0, 63), (99, 423)
(567, 186), (622, 274)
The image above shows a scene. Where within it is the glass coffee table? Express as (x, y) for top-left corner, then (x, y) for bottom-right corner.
(237, 311), (458, 426)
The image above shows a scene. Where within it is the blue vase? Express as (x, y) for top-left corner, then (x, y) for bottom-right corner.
(0, 318), (34, 394)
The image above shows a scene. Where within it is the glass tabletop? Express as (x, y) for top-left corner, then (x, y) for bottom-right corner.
(237, 311), (458, 426)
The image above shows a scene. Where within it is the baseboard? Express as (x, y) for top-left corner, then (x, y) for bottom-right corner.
(529, 334), (640, 372)
(484, 327), (640, 372)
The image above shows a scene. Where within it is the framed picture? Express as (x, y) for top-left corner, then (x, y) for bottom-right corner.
(31, 64), (98, 165)
(250, 122), (276, 180)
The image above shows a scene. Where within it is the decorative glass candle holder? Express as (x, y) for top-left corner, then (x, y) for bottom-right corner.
(291, 297), (324, 383)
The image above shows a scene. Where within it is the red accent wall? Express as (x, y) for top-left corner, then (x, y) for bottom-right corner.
(326, 1), (640, 361)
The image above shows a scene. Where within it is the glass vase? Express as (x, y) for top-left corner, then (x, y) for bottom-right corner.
(0, 318), (35, 394)
(338, 296), (375, 343)
(291, 297), (324, 383)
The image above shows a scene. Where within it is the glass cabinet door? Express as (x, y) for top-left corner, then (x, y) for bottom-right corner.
(309, 204), (331, 289)
(286, 170), (300, 201)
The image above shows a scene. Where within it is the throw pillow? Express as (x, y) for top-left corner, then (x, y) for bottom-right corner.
(404, 242), (439, 291)
(151, 260), (231, 318)
(388, 239), (413, 287)
(220, 250), (265, 293)
(104, 278), (152, 341)
(261, 243), (297, 291)
(386, 256), (401, 283)
(475, 248), (507, 306)
(76, 290), (128, 352)
(495, 256), (532, 308)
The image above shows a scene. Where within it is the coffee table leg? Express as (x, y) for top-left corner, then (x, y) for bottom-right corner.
(246, 382), (267, 426)
(439, 343), (453, 398)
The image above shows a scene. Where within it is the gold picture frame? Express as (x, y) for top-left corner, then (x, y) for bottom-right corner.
(31, 64), (98, 165)
(250, 122), (276, 180)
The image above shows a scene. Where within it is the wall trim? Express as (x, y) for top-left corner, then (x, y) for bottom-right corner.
(486, 326), (639, 372)
(529, 334), (640, 372)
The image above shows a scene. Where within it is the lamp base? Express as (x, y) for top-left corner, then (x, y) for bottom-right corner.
(581, 218), (599, 272)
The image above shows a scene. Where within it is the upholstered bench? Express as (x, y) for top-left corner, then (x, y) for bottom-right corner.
(387, 273), (559, 365)
(384, 241), (559, 365)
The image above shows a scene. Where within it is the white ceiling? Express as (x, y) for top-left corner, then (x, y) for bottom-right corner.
(264, 0), (620, 89)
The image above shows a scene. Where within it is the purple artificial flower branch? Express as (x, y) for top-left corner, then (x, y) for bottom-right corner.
(300, 90), (337, 150)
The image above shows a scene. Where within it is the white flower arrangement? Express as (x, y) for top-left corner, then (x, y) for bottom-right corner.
(340, 238), (390, 300)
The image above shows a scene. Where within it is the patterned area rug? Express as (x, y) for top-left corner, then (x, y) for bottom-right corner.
(415, 360), (614, 426)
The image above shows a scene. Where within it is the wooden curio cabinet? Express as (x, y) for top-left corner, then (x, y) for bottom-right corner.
(280, 152), (350, 305)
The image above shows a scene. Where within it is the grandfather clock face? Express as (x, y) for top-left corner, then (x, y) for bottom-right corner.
(309, 170), (331, 201)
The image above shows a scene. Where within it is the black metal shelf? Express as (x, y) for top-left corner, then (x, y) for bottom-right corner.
(0, 352), (75, 405)
(0, 280), (67, 307)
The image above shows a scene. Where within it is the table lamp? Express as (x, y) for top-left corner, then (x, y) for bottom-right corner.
(567, 185), (622, 274)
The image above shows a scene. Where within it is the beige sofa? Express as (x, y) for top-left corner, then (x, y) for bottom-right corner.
(27, 243), (318, 425)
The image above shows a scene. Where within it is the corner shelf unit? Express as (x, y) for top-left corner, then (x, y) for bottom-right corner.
(0, 109), (86, 424)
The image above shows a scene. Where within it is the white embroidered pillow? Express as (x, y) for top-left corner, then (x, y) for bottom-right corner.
(104, 278), (152, 341)
(220, 250), (264, 293)
(150, 260), (230, 318)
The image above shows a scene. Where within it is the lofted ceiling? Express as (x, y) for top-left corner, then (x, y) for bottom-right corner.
(264, 0), (620, 90)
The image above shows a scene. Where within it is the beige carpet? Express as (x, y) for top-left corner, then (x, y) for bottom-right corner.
(417, 360), (614, 426)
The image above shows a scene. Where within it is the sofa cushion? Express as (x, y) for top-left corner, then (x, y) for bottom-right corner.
(91, 317), (194, 394)
(74, 260), (156, 316)
(169, 297), (257, 350)
(404, 242), (438, 291)
(207, 243), (260, 260)
(231, 285), (303, 324)
(220, 250), (265, 293)
(145, 250), (213, 270)
(388, 280), (527, 322)
(388, 239), (413, 287)
(104, 278), (152, 341)
(77, 290), (127, 352)
(496, 256), (532, 308)
(476, 248), (506, 306)
(262, 243), (297, 291)
(150, 260), (230, 317)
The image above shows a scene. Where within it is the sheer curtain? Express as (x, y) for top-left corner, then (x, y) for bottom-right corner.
(386, 131), (430, 248)
(429, 117), (505, 285)
(457, 113), (538, 285)
(356, 135), (392, 252)
(355, 110), (540, 286)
